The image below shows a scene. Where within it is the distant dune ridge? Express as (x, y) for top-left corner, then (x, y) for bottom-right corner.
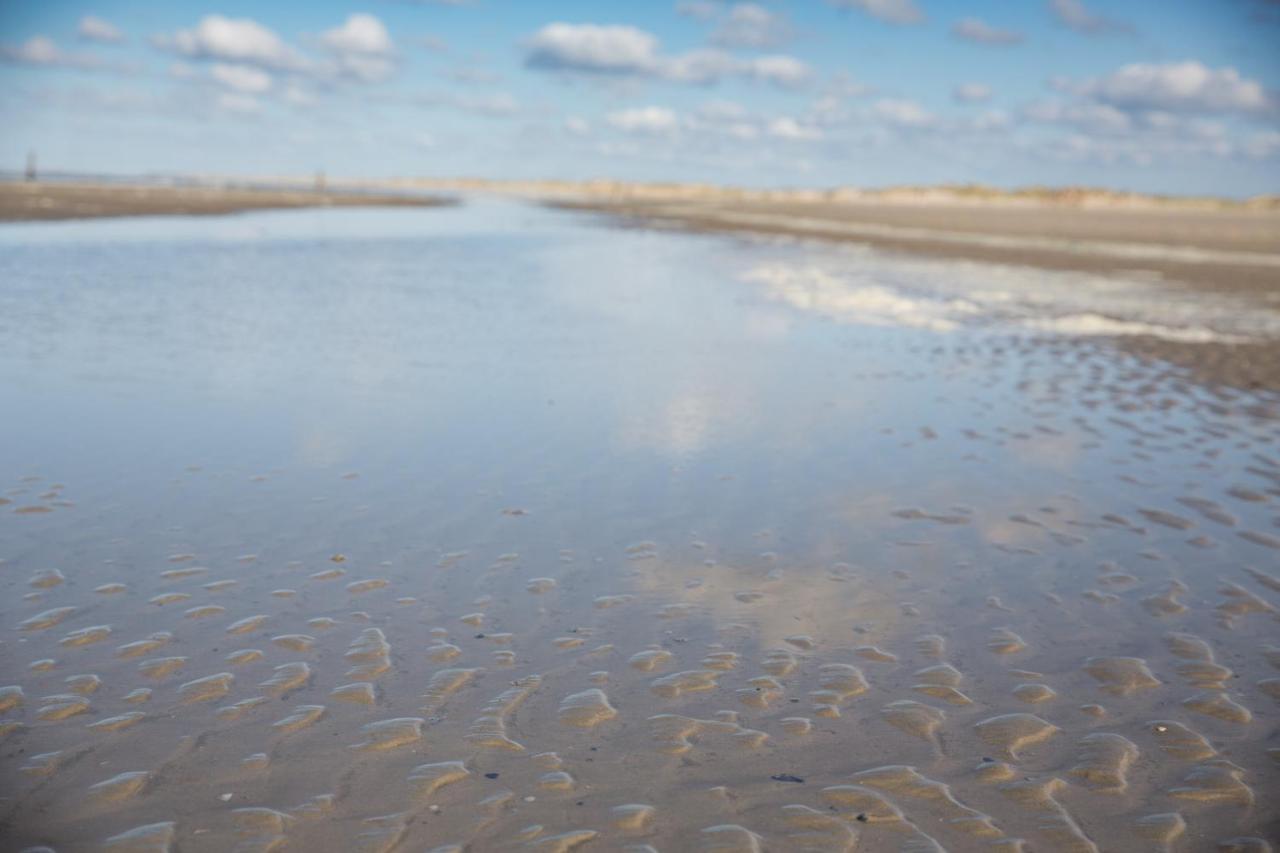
(383, 177), (1280, 211)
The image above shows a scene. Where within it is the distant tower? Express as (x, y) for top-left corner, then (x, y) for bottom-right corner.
(315, 169), (326, 193)
(25, 150), (36, 182)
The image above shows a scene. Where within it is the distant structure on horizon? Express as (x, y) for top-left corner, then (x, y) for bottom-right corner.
(25, 151), (36, 182)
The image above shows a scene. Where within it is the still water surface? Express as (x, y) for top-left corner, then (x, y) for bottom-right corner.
(1, 200), (1277, 851)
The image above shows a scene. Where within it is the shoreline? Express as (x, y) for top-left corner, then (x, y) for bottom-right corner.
(0, 181), (453, 222)
(548, 196), (1280, 297)
(547, 195), (1280, 395)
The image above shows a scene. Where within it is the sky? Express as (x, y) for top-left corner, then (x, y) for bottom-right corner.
(1, 0), (1278, 196)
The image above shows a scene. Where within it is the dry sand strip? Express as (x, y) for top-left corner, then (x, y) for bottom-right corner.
(0, 181), (453, 221)
(551, 197), (1280, 296)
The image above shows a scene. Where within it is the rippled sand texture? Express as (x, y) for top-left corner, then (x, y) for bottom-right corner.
(2, 202), (1279, 851)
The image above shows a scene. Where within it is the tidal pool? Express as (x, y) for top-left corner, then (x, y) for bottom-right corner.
(1, 200), (1277, 851)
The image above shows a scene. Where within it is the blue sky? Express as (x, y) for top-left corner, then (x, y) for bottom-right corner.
(2, 0), (1278, 196)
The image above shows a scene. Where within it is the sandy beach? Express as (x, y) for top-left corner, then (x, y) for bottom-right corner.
(547, 191), (1280, 295)
(0, 181), (451, 221)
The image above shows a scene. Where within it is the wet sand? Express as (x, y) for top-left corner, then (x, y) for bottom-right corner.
(0, 181), (451, 221)
(555, 196), (1280, 392)
(551, 196), (1280, 294)
(2, 201), (1278, 852)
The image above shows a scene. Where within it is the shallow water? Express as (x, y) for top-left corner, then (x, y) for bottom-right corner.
(1, 200), (1278, 852)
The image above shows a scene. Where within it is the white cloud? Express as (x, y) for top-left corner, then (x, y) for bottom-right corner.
(320, 14), (393, 56)
(564, 116), (591, 135)
(320, 14), (396, 82)
(828, 0), (924, 26)
(1019, 95), (1256, 169)
(3, 35), (61, 65)
(1073, 61), (1272, 115)
(952, 83), (992, 103)
(1024, 99), (1132, 133)
(211, 63), (272, 94)
(711, 4), (794, 49)
(683, 100), (827, 144)
(158, 15), (305, 71)
(0, 35), (127, 71)
(768, 117), (823, 140)
(1049, 0), (1132, 35)
(873, 98), (936, 128)
(688, 100), (760, 139)
(78, 15), (125, 44)
(525, 23), (658, 74)
(951, 18), (1023, 45)
(660, 48), (739, 84)
(160, 14), (398, 84)
(1036, 129), (1235, 167)
(659, 50), (811, 87)
(524, 22), (810, 89)
(607, 106), (679, 134)
(746, 54), (812, 88)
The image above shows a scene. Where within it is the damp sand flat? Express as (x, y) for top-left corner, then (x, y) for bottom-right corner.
(553, 196), (1280, 293)
(0, 181), (451, 222)
(1, 200), (1279, 852)
(559, 196), (1280, 391)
